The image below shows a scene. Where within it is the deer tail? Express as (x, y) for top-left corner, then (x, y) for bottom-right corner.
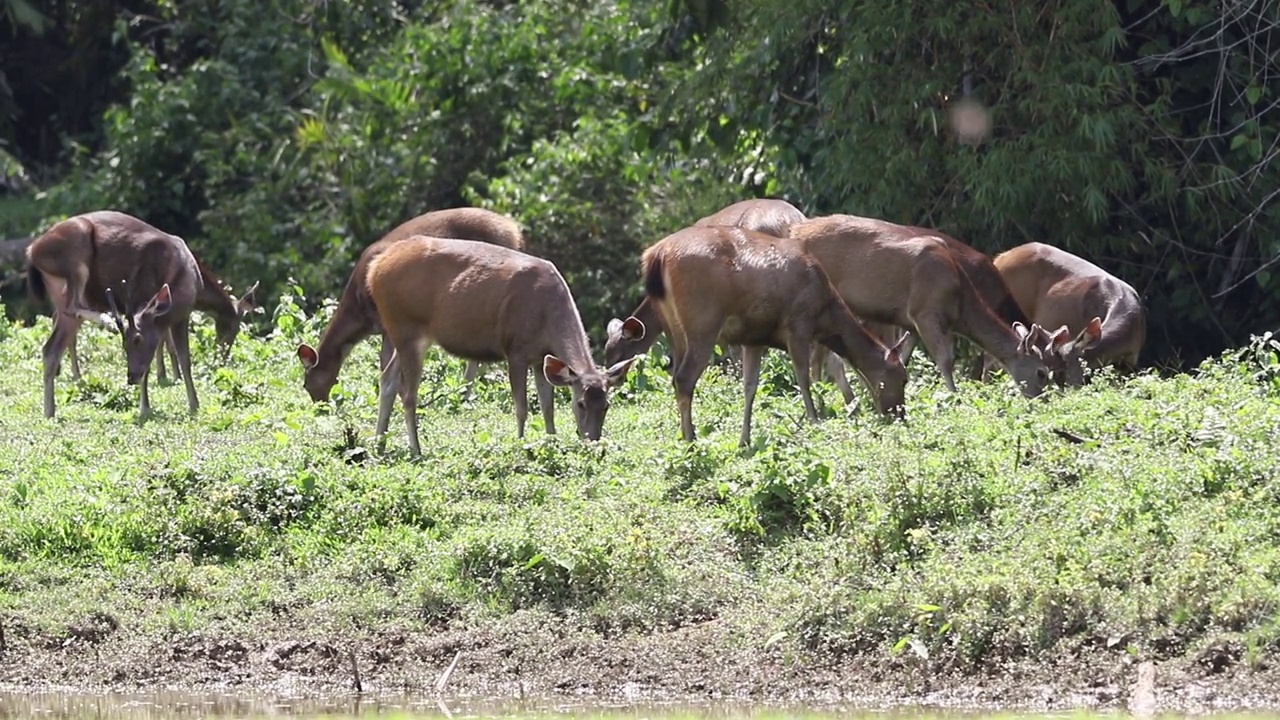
(26, 258), (47, 303)
(642, 253), (666, 300)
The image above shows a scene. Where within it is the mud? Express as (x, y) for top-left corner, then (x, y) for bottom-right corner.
(2, 611), (1279, 714)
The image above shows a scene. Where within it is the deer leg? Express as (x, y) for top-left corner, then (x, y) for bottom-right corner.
(42, 315), (79, 418)
(534, 370), (556, 435)
(137, 365), (153, 418)
(66, 320), (84, 380)
(673, 340), (715, 442)
(787, 338), (820, 424)
(813, 346), (857, 406)
(507, 359), (530, 438)
(739, 345), (765, 448)
(910, 316), (958, 392)
(375, 351), (400, 454)
(170, 321), (199, 415)
(397, 344), (426, 459)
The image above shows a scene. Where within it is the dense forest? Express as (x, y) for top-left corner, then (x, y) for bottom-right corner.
(1, 0), (1278, 368)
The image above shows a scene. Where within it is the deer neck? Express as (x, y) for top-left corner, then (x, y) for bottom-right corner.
(956, 278), (1024, 365)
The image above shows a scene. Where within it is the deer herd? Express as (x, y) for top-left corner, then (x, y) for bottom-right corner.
(24, 199), (1146, 455)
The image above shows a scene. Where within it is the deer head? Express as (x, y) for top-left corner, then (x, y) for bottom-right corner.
(107, 283), (174, 386)
(542, 354), (637, 440)
(604, 316), (647, 365)
(215, 280), (260, 353)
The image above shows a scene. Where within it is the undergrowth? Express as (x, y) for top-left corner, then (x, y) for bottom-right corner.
(1, 293), (1278, 675)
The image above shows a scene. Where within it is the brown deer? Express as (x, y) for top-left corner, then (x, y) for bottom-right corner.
(366, 236), (636, 457)
(605, 198), (900, 409)
(68, 258), (258, 383)
(988, 242), (1146, 385)
(25, 211), (203, 417)
(635, 225), (909, 446)
(296, 207), (525, 403)
(790, 214), (1055, 397)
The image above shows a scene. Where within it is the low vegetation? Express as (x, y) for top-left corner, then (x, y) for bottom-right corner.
(2, 294), (1280, 692)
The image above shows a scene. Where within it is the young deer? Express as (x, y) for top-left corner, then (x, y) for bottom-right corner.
(297, 207), (525, 403)
(989, 242), (1146, 385)
(366, 236), (636, 457)
(634, 225), (909, 447)
(68, 257), (258, 383)
(790, 214), (1055, 397)
(25, 211), (203, 417)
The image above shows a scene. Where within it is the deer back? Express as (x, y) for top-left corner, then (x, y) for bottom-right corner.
(693, 198), (807, 238)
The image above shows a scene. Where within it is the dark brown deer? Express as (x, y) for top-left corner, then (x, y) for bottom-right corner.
(790, 214), (1055, 397)
(25, 211), (202, 417)
(989, 242), (1146, 385)
(365, 236), (636, 457)
(296, 207), (525, 404)
(636, 225), (909, 446)
(67, 257), (258, 383)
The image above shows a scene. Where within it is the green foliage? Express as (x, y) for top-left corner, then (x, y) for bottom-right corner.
(1, 296), (1279, 672)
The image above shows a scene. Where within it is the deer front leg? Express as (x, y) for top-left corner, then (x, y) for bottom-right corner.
(787, 337), (820, 424)
(170, 322), (199, 415)
(534, 369), (556, 435)
(462, 360), (481, 401)
(910, 315), (958, 392)
(739, 345), (765, 448)
(507, 359), (530, 438)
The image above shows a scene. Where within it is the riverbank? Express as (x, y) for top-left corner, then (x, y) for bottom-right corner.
(1, 309), (1278, 713)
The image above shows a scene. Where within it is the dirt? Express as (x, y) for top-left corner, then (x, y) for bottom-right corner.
(2, 610), (1279, 714)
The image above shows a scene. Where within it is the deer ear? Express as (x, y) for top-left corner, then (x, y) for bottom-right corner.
(604, 357), (637, 387)
(237, 281), (260, 315)
(620, 316), (645, 341)
(887, 333), (911, 363)
(139, 283), (173, 320)
(1048, 325), (1072, 349)
(543, 354), (579, 387)
(297, 344), (319, 370)
(1078, 316), (1103, 350)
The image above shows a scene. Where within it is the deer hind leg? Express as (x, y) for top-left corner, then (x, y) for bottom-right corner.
(66, 320), (84, 380)
(154, 330), (180, 384)
(534, 369), (556, 435)
(375, 347), (399, 453)
(507, 359), (530, 438)
(738, 345), (765, 448)
(395, 340), (427, 458)
(169, 321), (199, 415)
(42, 313), (82, 418)
(672, 337), (716, 442)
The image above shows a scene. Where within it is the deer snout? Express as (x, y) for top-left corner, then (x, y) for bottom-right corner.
(127, 370), (145, 385)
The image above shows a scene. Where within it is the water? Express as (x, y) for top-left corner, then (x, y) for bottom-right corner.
(0, 691), (1270, 720)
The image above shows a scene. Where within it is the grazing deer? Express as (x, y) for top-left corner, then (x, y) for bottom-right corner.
(67, 257), (258, 383)
(605, 198), (900, 409)
(790, 214), (1055, 397)
(605, 198), (807, 367)
(25, 210), (203, 417)
(988, 242), (1146, 385)
(365, 236), (636, 457)
(296, 207), (525, 403)
(635, 225), (909, 446)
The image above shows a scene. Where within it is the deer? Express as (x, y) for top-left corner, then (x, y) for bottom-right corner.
(631, 225), (910, 447)
(296, 207), (525, 404)
(789, 214), (1056, 398)
(986, 242), (1146, 386)
(605, 198), (903, 409)
(66, 257), (258, 383)
(25, 210), (203, 418)
(365, 235), (636, 457)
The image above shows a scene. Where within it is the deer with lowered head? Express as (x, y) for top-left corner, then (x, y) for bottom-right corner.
(605, 198), (901, 409)
(365, 235), (637, 457)
(986, 242), (1146, 385)
(25, 210), (203, 418)
(634, 225), (909, 447)
(297, 207), (525, 404)
(790, 214), (1056, 398)
(66, 256), (258, 383)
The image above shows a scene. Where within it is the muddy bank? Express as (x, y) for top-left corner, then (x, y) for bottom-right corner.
(2, 611), (1279, 714)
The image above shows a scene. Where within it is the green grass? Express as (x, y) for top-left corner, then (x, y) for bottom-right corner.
(1, 291), (1280, 676)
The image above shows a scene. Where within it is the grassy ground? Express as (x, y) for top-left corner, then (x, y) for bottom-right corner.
(1, 292), (1279, 710)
